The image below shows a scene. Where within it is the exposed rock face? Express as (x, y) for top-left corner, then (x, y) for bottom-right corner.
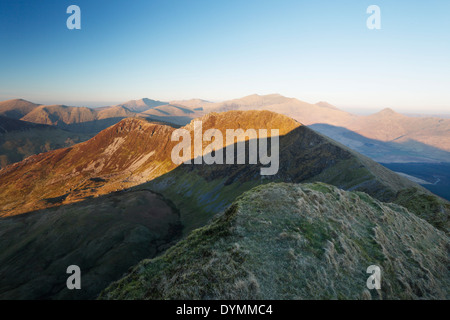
(99, 183), (449, 300)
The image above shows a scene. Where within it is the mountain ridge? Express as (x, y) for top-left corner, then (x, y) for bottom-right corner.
(0, 99), (40, 119)
(0, 108), (448, 301)
(1, 110), (447, 234)
(116, 98), (168, 113)
(2, 95), (448, 160)
(99, 182), (449, 300)
(0, 116), (93, 168)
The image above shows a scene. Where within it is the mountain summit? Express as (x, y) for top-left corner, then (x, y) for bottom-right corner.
(117, 98), (168, 113)
(0, 109), (448, 300)
(0, 99), (40, 119)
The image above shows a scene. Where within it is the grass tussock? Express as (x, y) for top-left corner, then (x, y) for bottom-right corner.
(99, 182), (449, 300)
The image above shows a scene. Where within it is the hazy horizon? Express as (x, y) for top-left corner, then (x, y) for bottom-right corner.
(2, 94), (450, 117)
(1, 0), (449, 114)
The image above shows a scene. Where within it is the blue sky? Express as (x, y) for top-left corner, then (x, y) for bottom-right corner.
(0, 0), (449, 113)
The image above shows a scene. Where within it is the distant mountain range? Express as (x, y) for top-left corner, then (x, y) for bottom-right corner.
(2, 94), (448, 164)
(0, 111), (298, 218)
(1, 95), (449, 202)
(0, 98), (156, 134)
(0, 99), (178, 167)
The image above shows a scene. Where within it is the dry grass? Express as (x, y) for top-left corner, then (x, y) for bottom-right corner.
(99, 182), (449, 300)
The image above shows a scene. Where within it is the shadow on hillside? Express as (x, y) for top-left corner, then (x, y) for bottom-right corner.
(132, 125), (419, 233)
(0, 188), (183, 300)
(55, 116), (181, 134)
(58, 117), (135, 133)
(309, 123), (450, 163)
(0, 116), (54, 133)
(1, 124), (447, 300)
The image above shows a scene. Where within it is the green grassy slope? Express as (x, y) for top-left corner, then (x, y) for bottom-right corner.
(99, 182), (449, 300)
(0, 190), (182, 300)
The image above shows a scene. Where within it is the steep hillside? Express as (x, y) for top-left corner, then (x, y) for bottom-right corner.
(1, 110), (447, 234)
(143, 119), (448, 234)
(117, 98), (168, 113)
(143, 104), (202, 125)
(0, 115), (50, 133)
(0, 111), (294, 217)
(170, 99), (210, 109)
(3, 95), (447, 163)
(21, 104), (97, 126)
(0, 116), (92, 168)
(310, 123), (450, 163)
(351, 108), (450, 152)
(99, 182), (449, 300)
(132, 94), (356, 127)
(381, 162), (450, 201)
(0, 189), (182, 300)
(204, 94), (357, 127)
(0, 99), (40, 119)
(20, 104), (140, 133)
(202, 94), (450, 163)
(315, 101), (340, 110)
(0, 118), (177, 216)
